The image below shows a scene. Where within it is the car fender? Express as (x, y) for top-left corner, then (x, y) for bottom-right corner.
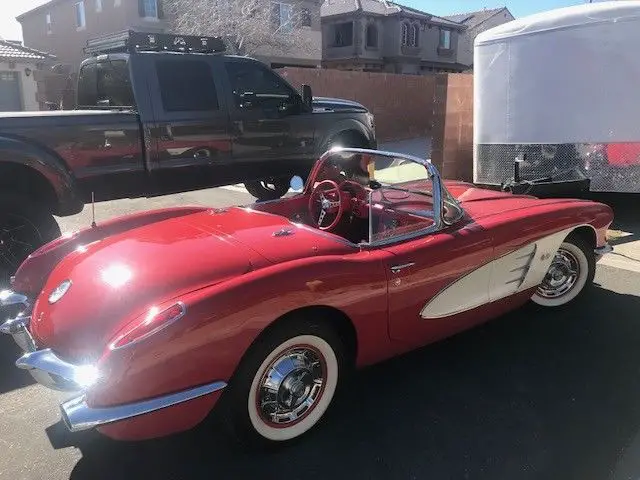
(87, 253), (396, 408)
(0, 136), (82, 215)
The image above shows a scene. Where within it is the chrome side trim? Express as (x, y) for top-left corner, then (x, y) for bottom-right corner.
(15, 348), (96, 392)
(60, 381), (228, 432)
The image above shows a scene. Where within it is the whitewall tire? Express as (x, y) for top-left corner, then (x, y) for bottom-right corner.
(247, 335), (338, 442)
(531, 236), (595, 308)
(220, 318), (345, 449)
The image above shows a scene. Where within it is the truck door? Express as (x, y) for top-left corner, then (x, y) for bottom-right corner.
(220, 58), (316, 181)
(144, 54), (233, 193)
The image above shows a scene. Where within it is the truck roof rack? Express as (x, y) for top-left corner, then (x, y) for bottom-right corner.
(84, 30), (227, 55)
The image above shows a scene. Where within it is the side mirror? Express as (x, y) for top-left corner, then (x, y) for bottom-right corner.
(301, 84), (312, 110)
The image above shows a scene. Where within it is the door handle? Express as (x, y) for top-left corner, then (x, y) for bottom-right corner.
(390, 262), (415, 273)
(193, 149), (211, 159)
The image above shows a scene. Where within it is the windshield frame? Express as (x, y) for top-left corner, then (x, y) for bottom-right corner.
(305, 147), (465, 247)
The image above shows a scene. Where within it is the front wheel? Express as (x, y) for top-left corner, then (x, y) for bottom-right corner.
(220, 319), (345, 449)
(531, 235), (595, 308)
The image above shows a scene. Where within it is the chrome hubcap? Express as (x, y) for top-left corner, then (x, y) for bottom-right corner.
(537, 248), (580, 299)
(257, 346), (325, 426)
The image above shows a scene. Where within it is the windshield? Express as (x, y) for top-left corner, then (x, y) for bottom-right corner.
(306, 149), (463, 244)
(76, 58), (135, 108)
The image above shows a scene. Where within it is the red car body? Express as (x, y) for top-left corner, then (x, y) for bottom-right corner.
(1, 148), (614, 446)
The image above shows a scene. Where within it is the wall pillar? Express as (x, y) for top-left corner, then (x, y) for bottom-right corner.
(430, 73), (474, 182)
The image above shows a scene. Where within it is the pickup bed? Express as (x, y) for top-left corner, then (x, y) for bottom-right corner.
(0, 31), (377, 285)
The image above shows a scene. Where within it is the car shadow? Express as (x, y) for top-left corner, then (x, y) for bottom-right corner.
(64, 284), (640, 480)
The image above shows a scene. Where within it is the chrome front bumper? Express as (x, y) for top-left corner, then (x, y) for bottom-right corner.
(1, 291), (98, 392)
(60, 381), (227, 432)
(1, 289), (227, 432)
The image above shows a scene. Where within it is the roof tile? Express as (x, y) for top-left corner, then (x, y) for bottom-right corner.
(0, 40), (56, 61)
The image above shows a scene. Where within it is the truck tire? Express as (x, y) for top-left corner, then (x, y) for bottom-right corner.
(244, 176), (291, 202)
(0, 194), (61, 286)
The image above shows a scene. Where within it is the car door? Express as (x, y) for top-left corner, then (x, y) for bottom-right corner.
(221, 58), (316, 178)
(381, 223), (495, 347)
(145, 54), (233, 193)
(369, 178), (496, 347)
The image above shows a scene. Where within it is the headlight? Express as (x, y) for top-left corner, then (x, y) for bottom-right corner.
(48, 280), (72, 304)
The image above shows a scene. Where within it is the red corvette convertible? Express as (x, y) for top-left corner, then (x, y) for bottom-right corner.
(1, 148), (613, 448)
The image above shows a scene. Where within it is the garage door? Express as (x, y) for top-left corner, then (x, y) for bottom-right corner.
(0, 72), (22, 111)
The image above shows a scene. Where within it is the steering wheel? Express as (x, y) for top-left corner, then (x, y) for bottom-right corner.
(308, 180), (346, 231)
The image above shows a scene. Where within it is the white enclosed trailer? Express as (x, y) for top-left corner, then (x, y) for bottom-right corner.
(473, 1), (640, 194)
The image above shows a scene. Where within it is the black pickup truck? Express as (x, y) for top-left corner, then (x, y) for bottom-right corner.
(0, 31), (377, 283)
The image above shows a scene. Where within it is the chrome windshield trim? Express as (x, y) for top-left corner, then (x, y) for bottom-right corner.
(308, 147), (457, 246)
(15, 348), (96, 392)
(60, 381), (228, 432)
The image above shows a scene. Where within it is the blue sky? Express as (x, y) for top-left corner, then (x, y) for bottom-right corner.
(2, 0), (590, 42)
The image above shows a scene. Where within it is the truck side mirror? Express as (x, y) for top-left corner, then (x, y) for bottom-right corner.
(301, 84), (312, 110)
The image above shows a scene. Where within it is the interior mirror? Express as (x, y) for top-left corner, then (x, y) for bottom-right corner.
(301, 84), (312, 109)
(290, 175), (304, 192)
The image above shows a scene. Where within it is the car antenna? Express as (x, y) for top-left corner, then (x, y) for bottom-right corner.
(91, 191), (97, 228)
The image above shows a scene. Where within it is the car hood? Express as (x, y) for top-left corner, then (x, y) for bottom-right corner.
(25, 206), (352, 361)
(312, 96), (369, 113)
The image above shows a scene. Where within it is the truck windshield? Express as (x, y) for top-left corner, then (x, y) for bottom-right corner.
(76, 58), (135, 108)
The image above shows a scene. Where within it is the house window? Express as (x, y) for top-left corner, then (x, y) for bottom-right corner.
(409, 24), (419, 47)
(74, 1), (86, 29)
(300, 7), (312, 27)
(139, 0), (158, 18)
(271, 2), (294, 33)
(46, 13), (52, 34)
(333, 22), (353, 47)
(401, 22), (409, 46)
(95, 0), (102, 12)
(439, 28), (451, 49)
(366, 24), (378, 48)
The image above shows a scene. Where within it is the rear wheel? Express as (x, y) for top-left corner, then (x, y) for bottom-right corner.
(0, 194), (61, 287)
(220, 317), (345, 449)
(531, 235), (595, 308)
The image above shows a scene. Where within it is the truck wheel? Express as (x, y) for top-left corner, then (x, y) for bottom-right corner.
(0, 194), (61, 286)
(244, 176), (291, 202)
